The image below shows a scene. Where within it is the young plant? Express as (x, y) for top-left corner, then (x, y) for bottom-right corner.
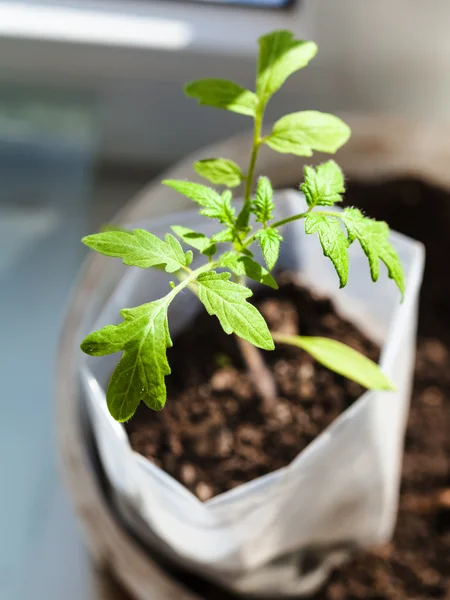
(81, 30), (404, 422)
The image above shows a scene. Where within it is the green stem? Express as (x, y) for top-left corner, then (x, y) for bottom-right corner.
(167, 261), (216, 302)
(241, 209), (343, 249)
(237, 103), (265, 228)
(270, 211), (310, 230)
(271, 209), (343, 230)
(244, 112), (262, 203)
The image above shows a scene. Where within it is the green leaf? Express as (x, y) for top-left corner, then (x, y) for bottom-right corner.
(184, 79), (258, 117)
(301, 160), (345, 208)
(197, 271), (274, 350)
(241, 248), (254, 258)
(305, 213), (349, 287)
(342, 208), (405, 297)
(194, 158), (243, 187)
(265, 111), (351, 156)
(211, 228), (235, 243)
(163, 180), (235, 226)
(171, 225), (217, 257)
(257, 31), (317, 102)
(255, 227), (282, 271)
(82, 229), (191, 273)
(219, 252), (278, 289)
(81, 300), (172, 421)
(220, 190), (235, 227)
(235, 202), (252, 233)
(273, 334), (395, 391)
(253, 176), (274, 225)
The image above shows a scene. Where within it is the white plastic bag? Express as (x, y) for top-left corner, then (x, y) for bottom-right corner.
(79, 190), (424, 596)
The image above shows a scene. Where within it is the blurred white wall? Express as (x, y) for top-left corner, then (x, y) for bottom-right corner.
(1, 0), (449, 165)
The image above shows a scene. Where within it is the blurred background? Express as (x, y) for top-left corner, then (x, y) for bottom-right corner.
(1, 1), (450, 599)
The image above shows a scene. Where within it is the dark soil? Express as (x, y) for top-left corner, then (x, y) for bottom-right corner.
(123, 178), (449, 599)
(126, 273), (378, 500)
(306, 337), (450, 600)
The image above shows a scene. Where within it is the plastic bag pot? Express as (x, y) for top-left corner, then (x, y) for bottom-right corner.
(79, 189), (424, 597)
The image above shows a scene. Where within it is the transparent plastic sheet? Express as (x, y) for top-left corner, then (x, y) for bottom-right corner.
(79, 190), (424, 596)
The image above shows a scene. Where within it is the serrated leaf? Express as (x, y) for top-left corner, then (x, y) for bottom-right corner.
(163, 179), (220, 207)
(305, 213), (349, 287)
(342, 208), (405, 297)
(265, 111), (351, 156)
(219, 252), (278, 289)
(171, 225), (217, 257)
(163, 180), (235, 226)
(255, 227), (282, 271)
(81, 299), (171, 421)
(274, 334), (395, 391)
(197, 271), (274, 350)
(185, 79), (258, 117)
(82, 229), (191, 273)
(235, 202), (252, 233)
(211, 228), (235, 243)
(257, 31), (317, 102)
(194, 158), (243, 187)
(253, 176), (274, 225)
(213, 190), (236, 228)
(301, 160), (345, 208)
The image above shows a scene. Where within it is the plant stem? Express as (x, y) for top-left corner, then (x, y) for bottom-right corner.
(244, 112), (262, 203)
(232, 101), (280, 412)
(270, 211), (310, 229)
(272, 209), (342, 229)
(229, 271), (277, 412)
(235, 336), (278, 413)
(242, 209), (342, 250)
(237, 103), (264, 229)
(167, 262), (216, 303)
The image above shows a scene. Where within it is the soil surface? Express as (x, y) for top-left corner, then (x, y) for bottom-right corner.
(126, 272), (378, 500)
(123, 179), (450, 599)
